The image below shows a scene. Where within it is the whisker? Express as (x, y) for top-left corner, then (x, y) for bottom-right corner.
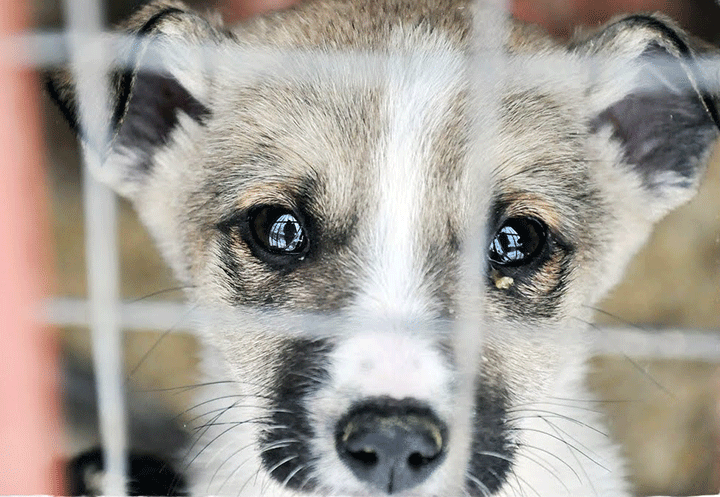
(537, 417), (602, 497)
(205, 439), (252, 491)
(621, 353), (675, 398)
(214, 441), (264, 494)
(507, 408), (608, 437)
(476, 449), (552, 497)
(262, 455), (298, 493)
(575, 315), (675, 398)
(465, 472), (491, 497)
(175, 394), (272, 420)
(181, 400), (239, 469)
(580, 305), (643, 328)
(511, 399), (607, 415)
(486, 467), (522, 497)
(514, 449), (570, 492)
(495, 464), (542, 497)
(296, 469), (317, 493)
(517, 441), (582, 484)
(133, 380), (238, 393)
(509, 425), (609, 472)
(129, 285), (192, 303)
(477, 450), (512, 464)
(191, 417), (271, 430)
(127, 302), (199, 378)
(281, 461), (307, 489)
(186, 409), (245, 466)
(258, 439), (297, 453)
(186, 405), (291, 424)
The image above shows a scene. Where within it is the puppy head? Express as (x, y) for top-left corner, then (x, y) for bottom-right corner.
(48, 1), (718, 495)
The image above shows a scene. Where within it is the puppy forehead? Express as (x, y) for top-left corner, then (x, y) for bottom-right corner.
(193, 13), (594, 245)
(204, 87), (586, 200)
(201, 55), (473, 218)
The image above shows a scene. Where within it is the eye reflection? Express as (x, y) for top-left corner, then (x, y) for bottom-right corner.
(268, 213), (305, 252)
(489, 217), (545, 266)
(493, 225), (524, 263)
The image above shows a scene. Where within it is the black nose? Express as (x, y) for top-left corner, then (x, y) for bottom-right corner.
(335, 399), (447, 494)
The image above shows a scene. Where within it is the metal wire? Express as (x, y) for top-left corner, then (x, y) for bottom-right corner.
(21, 0), (720, 495)
(61, 0), (127, 494)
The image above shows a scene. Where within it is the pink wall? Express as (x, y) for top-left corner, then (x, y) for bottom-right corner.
(0, 0), (64, 493)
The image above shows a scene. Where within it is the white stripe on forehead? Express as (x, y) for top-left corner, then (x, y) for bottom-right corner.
(353, 38), (467, 323)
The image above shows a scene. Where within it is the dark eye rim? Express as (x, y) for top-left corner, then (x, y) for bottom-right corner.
(488, 216), (549, 268)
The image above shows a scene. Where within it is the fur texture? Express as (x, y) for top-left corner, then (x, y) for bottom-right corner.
(49, 1), (719, 495)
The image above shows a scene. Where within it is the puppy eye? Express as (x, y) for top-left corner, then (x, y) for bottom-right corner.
(489, 217), (546, 266)
(251, 206), (308, 255)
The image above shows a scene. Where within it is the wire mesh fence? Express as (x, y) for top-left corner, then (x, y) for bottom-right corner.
(3, 0), (720, 495)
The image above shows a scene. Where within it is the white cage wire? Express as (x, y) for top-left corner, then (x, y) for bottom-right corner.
(6, 0), (720, 495)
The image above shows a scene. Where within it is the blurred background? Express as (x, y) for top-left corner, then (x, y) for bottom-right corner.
(28, 0), (720, 495)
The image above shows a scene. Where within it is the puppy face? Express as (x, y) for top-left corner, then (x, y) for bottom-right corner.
(48, 1), (719, 495)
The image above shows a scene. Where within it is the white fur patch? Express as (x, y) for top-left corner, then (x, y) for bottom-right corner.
(329, 331), (452, 407)
(354, 36), (466, 324)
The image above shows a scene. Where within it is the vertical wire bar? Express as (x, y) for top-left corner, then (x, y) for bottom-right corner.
(0, 1), (64, 493)
(82, 127), (127, 497)
(62, 0), (128, 494)
(446, 0), (511, 488)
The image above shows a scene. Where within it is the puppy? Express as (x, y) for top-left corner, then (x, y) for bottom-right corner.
(48, 0), (720, 495)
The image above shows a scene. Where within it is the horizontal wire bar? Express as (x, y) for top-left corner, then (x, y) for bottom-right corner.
(591, 327), (720, 362)
(43, 297), (720, 361)
(44, 297), (193, 331)
(3, 30), (720, 97)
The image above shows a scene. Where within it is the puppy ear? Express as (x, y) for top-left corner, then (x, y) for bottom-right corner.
(46, 0), (222, 196)
(577, 14), (720, 215)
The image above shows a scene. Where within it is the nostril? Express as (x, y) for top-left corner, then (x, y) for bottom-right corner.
(407, 451), (431, 468)
(348, 448), (379, 466)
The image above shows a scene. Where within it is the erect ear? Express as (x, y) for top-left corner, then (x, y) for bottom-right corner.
(575, 14), (720, 217)
(46, 0), (223, 197)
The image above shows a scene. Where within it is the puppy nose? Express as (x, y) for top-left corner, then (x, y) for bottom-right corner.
(335, 399), (447, 494)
